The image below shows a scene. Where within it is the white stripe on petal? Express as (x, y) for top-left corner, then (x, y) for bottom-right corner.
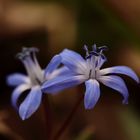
(100, 66), (139, 83)
(33, 51), (44, 81)
(47, 66), (75, 80)
(19, 86), (42, 120)
(60, 49), (87, 74)
(11, 84), (31, 109)
(7, 73), (30, 86)
(99, 75), (129, 104)
(42, 75), (87, 94)
(84, 79), (100, 109)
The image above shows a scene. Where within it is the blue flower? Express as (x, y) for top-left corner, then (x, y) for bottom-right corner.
(42, 45), (139, 109)
(7, 47), (67, 120)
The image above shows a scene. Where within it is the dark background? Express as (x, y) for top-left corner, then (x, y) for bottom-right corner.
(0, 0), (140, 140)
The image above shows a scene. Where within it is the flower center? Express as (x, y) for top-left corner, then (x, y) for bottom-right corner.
(84, 44), (108, 80)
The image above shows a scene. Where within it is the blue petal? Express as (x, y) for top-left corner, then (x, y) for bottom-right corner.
(96, 57), (106, 69)
(42, 75), (87, 94)
(19, 86), (42, 120)
(55, 66), (75, 76)
(45, 55), (61, 77)
(60, 49), (87, 74)
(47, 66), (75, 80)
(99, 75), (129, 104)
(11, 84), (31, 109)
(100, 66), (139, 83)
(84, 79), (100, 109)
(7, 73), (30, 86)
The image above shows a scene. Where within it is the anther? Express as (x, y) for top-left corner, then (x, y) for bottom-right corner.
(83, 44), (90, 57)
(97, 46), (108, 52)
(83, 45), (88, 51)
(16, 47), (39, 60)
(92, 44), (97, 51)
(22, 47), (39, 54)
(100, 54), (107, 61)
(89, 51), (99, 56)
(85, 54), (92, 59)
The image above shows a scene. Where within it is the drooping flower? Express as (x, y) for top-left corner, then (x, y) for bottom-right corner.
(42, 45), (139, 109)
(7, 47), (67, 120)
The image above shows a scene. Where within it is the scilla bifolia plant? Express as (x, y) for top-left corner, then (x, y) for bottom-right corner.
(7, 45), (139, 140)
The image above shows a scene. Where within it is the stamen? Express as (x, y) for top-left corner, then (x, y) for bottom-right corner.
(92, 44), (97, 51)
(22, 47), (39, 56)
(100, 54), (107, 61)
(95, 59), (98, 67)
(35, 77), (42, 85)
(97, 46), (108, 53)
(16, 47), (39, 60)
(83, 45), (90, 57)
(85, 54), (92, 59)
(89, 69), (92, 78)
(89, 51), (99, 56)
(83, 45), (88, 52)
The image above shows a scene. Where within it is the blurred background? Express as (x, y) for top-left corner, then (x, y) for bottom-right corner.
(0, 0), (140, 140)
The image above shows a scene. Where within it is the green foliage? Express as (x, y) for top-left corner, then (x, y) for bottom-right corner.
(77, 0), (140, 49)
(120, 109), (140, 140)
(74, 127), (95, 140)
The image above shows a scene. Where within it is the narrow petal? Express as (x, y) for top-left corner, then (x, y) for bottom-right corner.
(42, 75), (87, 94)
(84, 79), (100, 109)
(11, 84), (31, 109)
(99, 75), (129, 104)
(47, 66), (75, 80)
(100, 66), (139, 83)
(96, 56), (106, 69)
(19, 86), (42, 120)
(7, 73), (30, 86)
(60, 49), (87, 74)
(45, 55), (61, 77)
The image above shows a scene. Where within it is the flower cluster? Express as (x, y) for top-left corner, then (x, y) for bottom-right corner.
(7, 45), (139, 120)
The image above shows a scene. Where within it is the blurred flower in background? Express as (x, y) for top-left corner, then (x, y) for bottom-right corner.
(0, 0), (140, 140)
(7, 47), (63, 120)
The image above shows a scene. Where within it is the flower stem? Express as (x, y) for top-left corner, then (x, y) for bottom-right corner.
(53, 89), (84, 140)
(43, 95), (53, 140)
